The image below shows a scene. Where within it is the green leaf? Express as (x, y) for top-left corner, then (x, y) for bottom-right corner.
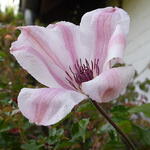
(129, 103), (150, 117)
(132, 125), (150, 146)
(77, 101), (95, 112)
(79, 118), (89, 130)
(55, 141), (73, 149)
(111, 105), (130, 124)
(71, 118), (89, 142)
(103, 140), (126, 150)
(48, 128), (64, 145)
(138, 79), (150, 92)
(117, 120), (132, 133)
(98, 123), (114, 134)
(21, 140), (43, 150)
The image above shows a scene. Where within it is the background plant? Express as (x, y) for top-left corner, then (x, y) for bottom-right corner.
(0, 10), (150, 150)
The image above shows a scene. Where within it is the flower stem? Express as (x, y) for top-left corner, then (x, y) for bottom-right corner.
(89, 99), (136, 150)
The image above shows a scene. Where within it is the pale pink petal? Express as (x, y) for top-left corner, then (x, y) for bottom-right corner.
(10, 46), (72, 89)
(18, 88), (87, 126)
(81, 66), (135, 103)
(80, 7), (130, 72)
(12, 26), (66, 69)
(47, 21), (91, 62)
(103, 25), (126, 70)
(46, 22), (78, 65)
(10, 25), (82, 89)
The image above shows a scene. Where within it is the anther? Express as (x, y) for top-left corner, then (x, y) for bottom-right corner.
(65, 59), (100, 90)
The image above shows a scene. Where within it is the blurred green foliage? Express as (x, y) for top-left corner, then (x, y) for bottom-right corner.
(0, 9), (150, 150)
(0, 7), (23, 25)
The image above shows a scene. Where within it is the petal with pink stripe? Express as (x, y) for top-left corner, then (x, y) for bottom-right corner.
(17, 26), (66, 69)
(80, 7), (130, 72)
(47, 21), (91, 64)
(54, 22), (78, 64)
(10, 46), (72, 89)
(103, 25), (126, 70)
(18, 88), (87, 126)
(81, 66), (135, 103)
(10, 25), (82, 88)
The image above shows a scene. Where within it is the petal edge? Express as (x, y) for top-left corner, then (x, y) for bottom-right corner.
(81, 66), (135, 103)
(18, 88), (87, 126)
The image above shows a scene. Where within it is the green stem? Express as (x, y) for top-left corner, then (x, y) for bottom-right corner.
(89, 99), (136, 150)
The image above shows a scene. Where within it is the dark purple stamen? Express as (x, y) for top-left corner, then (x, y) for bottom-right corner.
(65, 59), (100, 90)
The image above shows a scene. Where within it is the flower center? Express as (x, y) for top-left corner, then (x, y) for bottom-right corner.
(65, 59), (100, 90)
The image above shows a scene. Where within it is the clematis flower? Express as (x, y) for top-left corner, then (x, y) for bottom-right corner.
(10, 7), (135, 126)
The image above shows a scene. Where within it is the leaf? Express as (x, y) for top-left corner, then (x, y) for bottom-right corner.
(48, 128), (64, 145)
(55, 141), (73, 149)
(77, 101), (95, 112)
(21, 140), (43, 150)
(129, 103), (150, 117)
(132, 125), (150, 146)
(71, 118), (89, 143)
(79, 118), (89, 130)
(98, 123), (114, 134)
(0, 120), (12, 133)
(111, 105), (130, 124)
(138, 78), (150, 92)
(103, 140), (125, 150)
(117, 120), (132, 133)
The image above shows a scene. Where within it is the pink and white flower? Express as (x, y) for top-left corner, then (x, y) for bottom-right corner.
(10, 7), (135, 126)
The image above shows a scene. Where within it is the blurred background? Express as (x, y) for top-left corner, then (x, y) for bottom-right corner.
(0, 0), (150, 150)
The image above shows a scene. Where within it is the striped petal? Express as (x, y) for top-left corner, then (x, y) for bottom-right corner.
(81, 66), (135, 103)
(47, 21), (91, 62)
(80, 7), (130, 72)
(10, 46), (71, 89)
(103, 25), (126, 70)
(47, 22), (79, 65)
(10, 24), (82, 88)
(18, 88), (87, 126)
